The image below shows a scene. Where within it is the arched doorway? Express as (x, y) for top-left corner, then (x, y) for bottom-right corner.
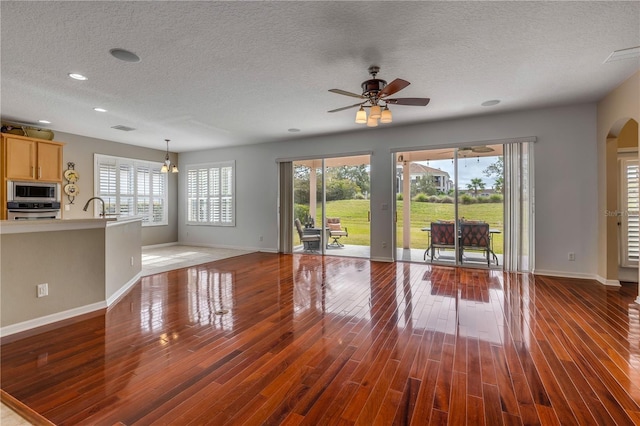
(605, 118), (639, 290)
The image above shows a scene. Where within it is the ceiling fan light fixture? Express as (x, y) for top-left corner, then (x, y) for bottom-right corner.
(370, 105), (382, 119)
(366, 116), (379, 127)
(355, 106), (367, 124)
(380, 106), (392, 123)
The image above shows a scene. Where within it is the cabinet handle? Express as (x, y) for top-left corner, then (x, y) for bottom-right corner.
(38, 167), (42, 179)
(31, 166), (35, 178)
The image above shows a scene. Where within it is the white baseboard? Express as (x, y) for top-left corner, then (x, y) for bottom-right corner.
(371, 257), (394, 263)
(106, 272), (142, 306)
(177, 240), (273, 253)
(0, 301), (107, 338)
(595, 275), (622, 287)
(534, 269), (622, 286)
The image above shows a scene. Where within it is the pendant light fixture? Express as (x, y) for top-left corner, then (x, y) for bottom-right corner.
(161, 139), (178, 173)
(355, 106), (367, 124)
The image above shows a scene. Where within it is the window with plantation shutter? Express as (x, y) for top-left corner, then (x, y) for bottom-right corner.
(94, 154), (168, 226)
(621, 157), (639, 267)
(186, 161), (235, 226)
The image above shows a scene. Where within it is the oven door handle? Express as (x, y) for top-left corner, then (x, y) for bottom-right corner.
(8, 209), (60, 213)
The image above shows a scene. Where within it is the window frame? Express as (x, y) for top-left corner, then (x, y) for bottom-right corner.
(620, 154), (639, 268)
(93, 153), (169, 227)
(185, 160), (236, 227)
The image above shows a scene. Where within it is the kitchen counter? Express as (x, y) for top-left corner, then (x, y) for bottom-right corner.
(0, 216), (143, 234)
(0, 216), (142, 337)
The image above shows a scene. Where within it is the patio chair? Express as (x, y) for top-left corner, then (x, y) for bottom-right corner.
(326, 217), (348, 247)
(295, 218), (321, 252)
(460, 222), (491, 266)
(426, 222), (456, 262)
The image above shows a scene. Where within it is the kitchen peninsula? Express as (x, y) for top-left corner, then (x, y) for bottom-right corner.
(0, 216), (142, 337)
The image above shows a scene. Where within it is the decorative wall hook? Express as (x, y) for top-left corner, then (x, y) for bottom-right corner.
(63, 162), (79, 204)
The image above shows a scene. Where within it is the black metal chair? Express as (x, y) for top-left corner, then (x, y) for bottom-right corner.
(460, 222), (491, 266)
(426, 222), (456, 262)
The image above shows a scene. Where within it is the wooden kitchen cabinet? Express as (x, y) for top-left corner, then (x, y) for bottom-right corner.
(1, 134), (63, 181)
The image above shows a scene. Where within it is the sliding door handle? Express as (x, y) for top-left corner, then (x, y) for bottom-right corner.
(368, 211), (371, 222)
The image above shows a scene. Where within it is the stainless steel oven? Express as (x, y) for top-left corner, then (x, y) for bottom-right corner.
(7, 181), (61, 220)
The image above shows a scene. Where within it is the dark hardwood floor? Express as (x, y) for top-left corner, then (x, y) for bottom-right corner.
(1, 252), (639, 425)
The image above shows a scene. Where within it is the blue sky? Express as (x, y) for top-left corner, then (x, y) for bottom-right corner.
(418, 156), (501, 189)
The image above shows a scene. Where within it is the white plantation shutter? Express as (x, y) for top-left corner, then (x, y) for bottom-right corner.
(151, 169), (165, 224)
(94, 154), (168, 226)
(98, 159), (117, 215)
(622, 158), (639, 267)
(186, 161), (235, 226)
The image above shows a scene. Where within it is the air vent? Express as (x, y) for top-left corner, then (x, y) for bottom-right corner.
(111, 125), (136, 131)
(604, 46), (640, 63)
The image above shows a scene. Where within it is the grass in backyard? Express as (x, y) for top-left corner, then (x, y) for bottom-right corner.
(306, 199), (504, 253)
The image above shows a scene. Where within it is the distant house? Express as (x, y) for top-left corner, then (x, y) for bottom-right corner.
(396, 163), (453, 194)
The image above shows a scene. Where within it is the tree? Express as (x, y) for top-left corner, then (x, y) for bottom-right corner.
(327, 165), (370, 196)
(467, 178), (485, 196)
(294, 165), (310, 204)
(483, 157), (504, 193)
(411, 174), (437, 196)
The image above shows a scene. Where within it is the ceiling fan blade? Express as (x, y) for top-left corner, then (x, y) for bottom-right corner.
(471, 146), (495, 153)
(329, 89), (366, 99)
(378, 78), (410, 98)
(385, 97), (431, 106)
(328, 102), (363, 113)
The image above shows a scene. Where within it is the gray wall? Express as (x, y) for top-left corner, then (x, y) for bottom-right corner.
(106, 221), (142, 300)
(57, 131), (179, 246)
(178, 104), (599, 277)
(1, 228), (106, 325)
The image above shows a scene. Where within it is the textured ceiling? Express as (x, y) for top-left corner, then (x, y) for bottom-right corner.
(1, 1), (639, 152)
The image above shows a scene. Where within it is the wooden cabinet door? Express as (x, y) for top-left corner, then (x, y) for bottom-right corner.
(5, 137), (36, 180)
(37, 142), (62, 181)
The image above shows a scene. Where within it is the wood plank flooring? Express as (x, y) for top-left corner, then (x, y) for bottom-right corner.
(1, 252), (639, 425)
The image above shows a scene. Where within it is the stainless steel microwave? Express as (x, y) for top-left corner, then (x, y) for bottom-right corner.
(7, 181), (60, 202)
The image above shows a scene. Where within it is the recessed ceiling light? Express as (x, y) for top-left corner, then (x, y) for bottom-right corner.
(481, 100), (500, 107)
(68, 73), (88, 81)
(109, 48), (141, 63)
(288, 128), (301, 133)
(38, 120), (51, 124)
(93, 107), (108, 112)
(604, 46), (640, 63)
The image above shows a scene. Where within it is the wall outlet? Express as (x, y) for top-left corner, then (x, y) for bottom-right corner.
(382, 242), (387, 248)
(568, 252), (576, 261)
(37, 283), (48, 298)
(130, 256), (134, 266)
(259, 236), (263, 242)
(65, 204), (71, 211)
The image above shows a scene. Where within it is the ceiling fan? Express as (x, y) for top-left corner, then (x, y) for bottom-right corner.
(328, 66), (430, 127)
(458, 146), (495, 153)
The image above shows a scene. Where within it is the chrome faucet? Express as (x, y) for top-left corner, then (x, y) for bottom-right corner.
(83, 196), (106, 218)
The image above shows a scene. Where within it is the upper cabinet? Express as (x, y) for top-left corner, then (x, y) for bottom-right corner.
(2, 134), (64, 182)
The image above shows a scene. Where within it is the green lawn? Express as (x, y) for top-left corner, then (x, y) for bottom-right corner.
(305, 199), (504, 254)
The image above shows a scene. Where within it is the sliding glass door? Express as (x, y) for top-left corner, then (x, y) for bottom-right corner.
(395, 142), (531, 271)
(290, 155), (371, 259)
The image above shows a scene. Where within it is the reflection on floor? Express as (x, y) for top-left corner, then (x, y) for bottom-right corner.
(293, 244), (503, 268)
(293, 244), (370, 258)
(142, 245), (253, 276)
